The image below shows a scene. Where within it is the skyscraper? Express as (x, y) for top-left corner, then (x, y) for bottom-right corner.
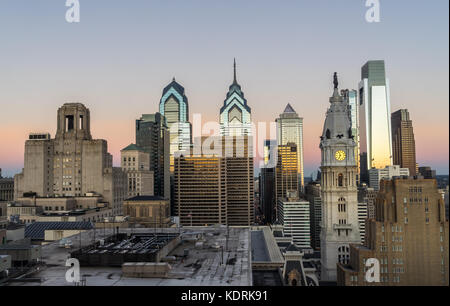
(120, 144), (154, 198)
(174, 136), (254, 226)
(320, 74), (361, 281)
(135, 113), (170, 201)
(159, 78), (192, 172)
(337, 177), (449, 286)
(359, 60), (393, 183)
(391, 109), (417, 176)
(277, 196), (311, 248)
(275, 143), (298, 209)
(276, 104), (305, 190)
(220, 59), (252, 137)
(14, 103), (127, 215)
(260, 139), (277, 224)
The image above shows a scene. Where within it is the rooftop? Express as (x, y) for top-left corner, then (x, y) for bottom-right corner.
(25, 222), (94, 240)
(125, 195), (168, 202)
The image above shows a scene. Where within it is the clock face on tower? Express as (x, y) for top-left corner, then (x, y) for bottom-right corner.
(335, 150), (346, 161)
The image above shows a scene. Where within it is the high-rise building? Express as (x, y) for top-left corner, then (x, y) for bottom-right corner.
(277, 194), (311, 248)
(359, 60), (393, 183)
(368, 165), (410, 191)
(0, 169), (14, 202)
(320, 74), (361, 281)
(358, 184), (377, 219)
(14, 103), (127, 215)
(159, 78), (192, 172)
(260, 139), (277, 224)
(174, 136), (254, 226)
(135, 113), (170, 201)
(220, 59), (252, 137)
(358, 201), (368, 243)
(259, 167), (275, 224)
(276, 104), (305, 190)
(120, 144), (154, 198)
(342, 90), (360, 182)
(275, 143), (298, 210)
(305, 182), (322, 250)
(337, 177), (449, 286)
(391, 109), (416, 176)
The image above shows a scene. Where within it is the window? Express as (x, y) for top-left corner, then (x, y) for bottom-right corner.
(338, 173), (344, 187)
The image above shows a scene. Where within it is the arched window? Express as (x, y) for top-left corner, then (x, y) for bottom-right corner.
(338, 173), (344, 187)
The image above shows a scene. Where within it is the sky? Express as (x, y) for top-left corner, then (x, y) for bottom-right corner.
(0, 0), (448, 177)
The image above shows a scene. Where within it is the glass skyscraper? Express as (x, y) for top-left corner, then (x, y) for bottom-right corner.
(220, 59), (252, 137)
(359, 60), (393, 182)
(159, 78), (192, 172)
(276, 104), (305, 190)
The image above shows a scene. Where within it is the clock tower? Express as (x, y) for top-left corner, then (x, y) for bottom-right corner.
(320, 73), (361, 282)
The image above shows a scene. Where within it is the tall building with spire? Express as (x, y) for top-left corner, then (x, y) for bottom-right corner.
(220, 59), (252, 137)
(320, 74), (361, 282)
(359, 60), (393, 183)
(159, 78), (192, 172)
(276, 104), (305, 190)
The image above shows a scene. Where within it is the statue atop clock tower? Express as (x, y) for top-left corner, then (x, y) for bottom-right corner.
(319, 73), (361, 282)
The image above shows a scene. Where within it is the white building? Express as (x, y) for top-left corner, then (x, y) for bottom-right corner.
(368, 165), (410, 191)
(120, 144), (154, 198)
(357, 201), (368, 243)
(277, 196), (311, 249)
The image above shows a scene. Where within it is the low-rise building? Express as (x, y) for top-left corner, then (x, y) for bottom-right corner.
(368, 165), (409, 191)
(123, 196), (171, 228)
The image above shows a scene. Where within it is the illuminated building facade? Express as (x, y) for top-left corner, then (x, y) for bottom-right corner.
(359, 60), (393, 183)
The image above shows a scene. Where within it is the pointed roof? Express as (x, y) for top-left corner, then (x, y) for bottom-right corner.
(162, 77), (186, 97)
(121, 143), (144, 152)
(286, 243), (301, 252)
(283, 103), (296, 114)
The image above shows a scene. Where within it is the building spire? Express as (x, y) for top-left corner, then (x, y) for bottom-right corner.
(233, 58), (237, 84)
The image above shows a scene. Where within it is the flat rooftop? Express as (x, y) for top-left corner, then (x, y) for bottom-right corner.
(5, 226), (252, 286)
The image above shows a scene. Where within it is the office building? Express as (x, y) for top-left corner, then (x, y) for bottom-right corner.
(277, 194), (311, 248)
(14, 103), (127, 215)
(275, 143), (298, 209)
(220, 59), (252, 137)
(358, 201), (368, 243)
(359, 60), (393, 183)
(358, 184), (377, 219)
(259, 167), (275, 224)
(159, 78), (192, 172)
(337, 177), (449, 286)
(391, 109), (416, 176)
(135, 113), (170, 200)
(276, 104), (305, 190)
(320, 74), (361, 281)
(368, 165), (409, 191)
(0, 169), (14, 202)
(305, 182), (322, 250)
(120, 144), (154, 198)
(174, 136), (254, 226)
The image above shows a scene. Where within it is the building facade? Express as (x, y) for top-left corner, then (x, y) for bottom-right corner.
(305, 182), (322, 250)
(368, 165), (410, 191)
(275, 143), (298, 212)
(337, 177), (449, 286)
(0, 169), (14, 202)
(159, 78), (192, 172)
(120, 144), (154, 198)
(174, 136), (254, 226)
(359, 60), (393, 183)
(14, 103), (126, 215)
(277, 196), (311, 248)
(220, 59), (252, 137)
(320, 74), (361, 281)
(135, 113), (170, 200)
(391, 109), (416, 176)
(123, 196), (170, 228)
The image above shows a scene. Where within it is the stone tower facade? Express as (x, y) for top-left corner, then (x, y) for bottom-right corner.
(14, 103), (126, 216)
(320, 75), (361, 281)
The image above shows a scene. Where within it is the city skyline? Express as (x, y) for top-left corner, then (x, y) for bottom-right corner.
(0, 0), (448, 177)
